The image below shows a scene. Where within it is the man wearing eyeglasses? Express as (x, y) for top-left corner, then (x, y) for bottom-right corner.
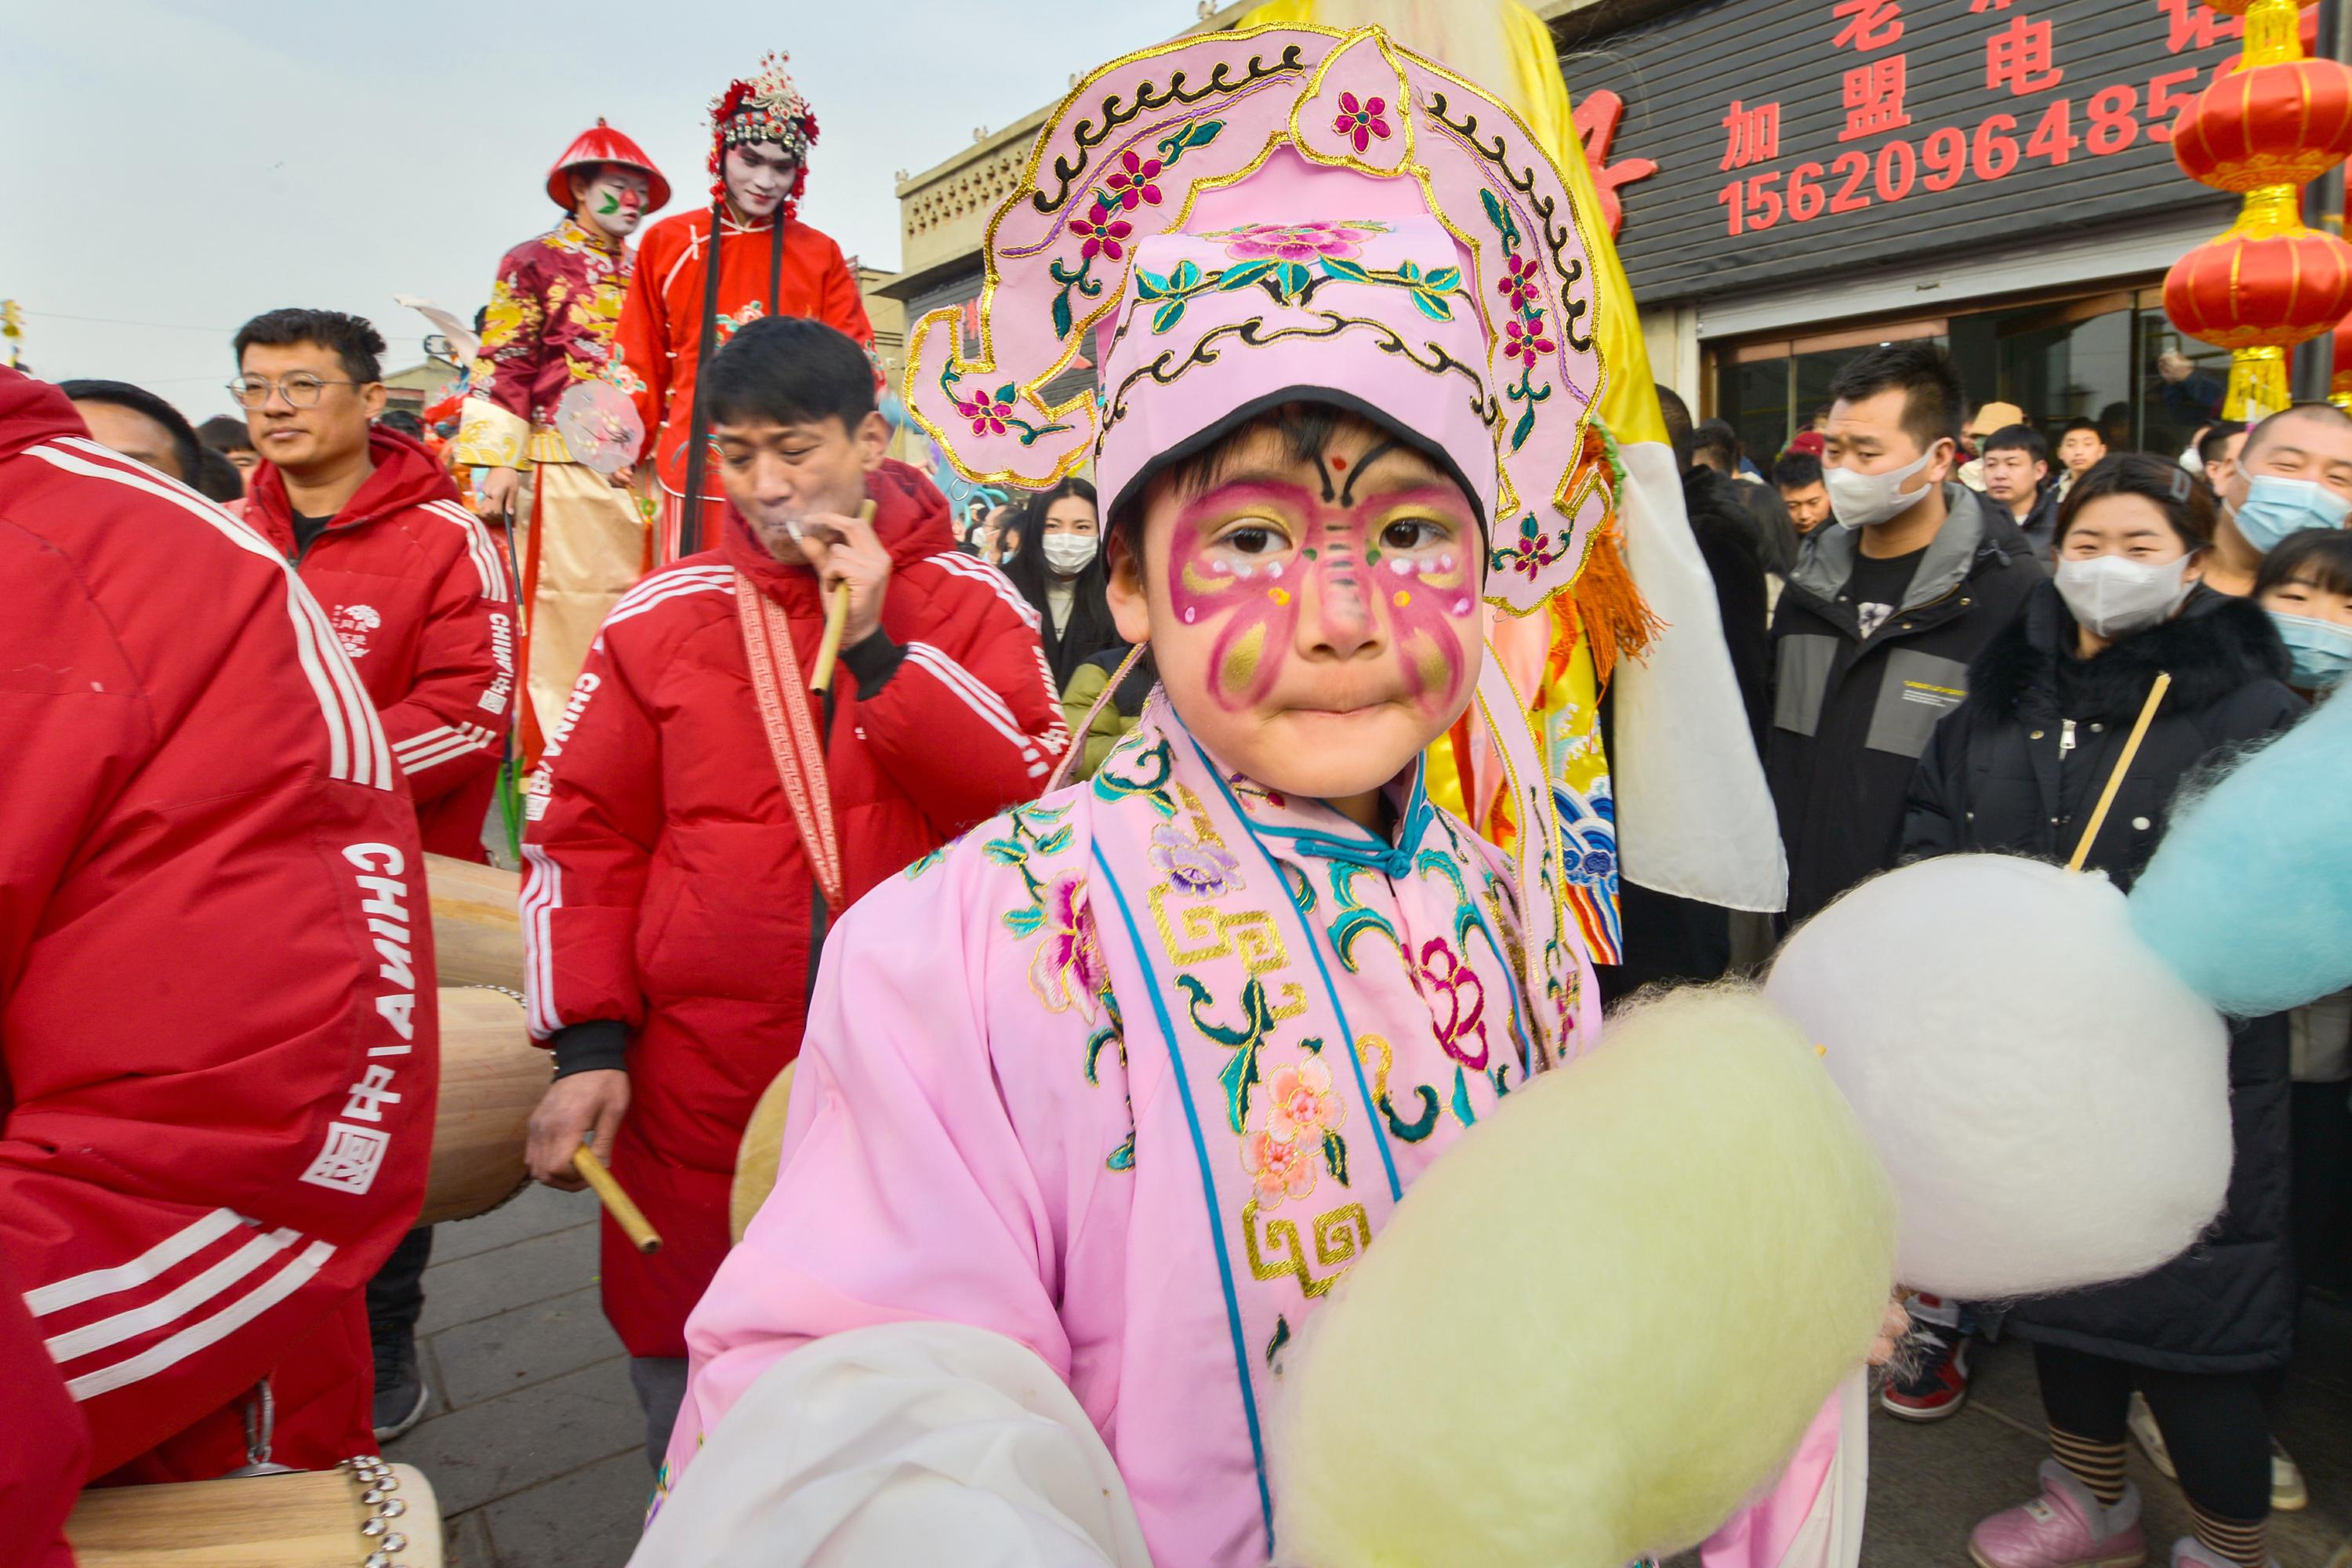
(231, 307), (517, 871)
(230, 307), (517, 1444)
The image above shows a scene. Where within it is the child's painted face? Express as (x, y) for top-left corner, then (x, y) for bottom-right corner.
(1110, 416), (1485, 811)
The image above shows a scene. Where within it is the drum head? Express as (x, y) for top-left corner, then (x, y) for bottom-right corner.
(730, 1059), (798, 1245)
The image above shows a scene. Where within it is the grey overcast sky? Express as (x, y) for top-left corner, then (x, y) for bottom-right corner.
(1, 0), (1203, 424)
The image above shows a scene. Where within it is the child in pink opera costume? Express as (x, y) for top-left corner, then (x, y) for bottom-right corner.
(636, 24), (1861, 1568)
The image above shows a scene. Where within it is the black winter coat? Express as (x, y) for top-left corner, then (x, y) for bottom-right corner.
(1904, 583), (2306, 1371)
(1767, 485), (2044, 923)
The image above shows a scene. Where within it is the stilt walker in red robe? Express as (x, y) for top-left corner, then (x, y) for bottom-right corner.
(608, 53), (874, 561)
(456, 120), (669, 767)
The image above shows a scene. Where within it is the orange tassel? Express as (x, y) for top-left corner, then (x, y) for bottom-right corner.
(1571, 521), (1664, 690)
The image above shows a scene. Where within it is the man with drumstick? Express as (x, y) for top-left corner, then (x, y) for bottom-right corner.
(0, 366), (436, 1490)
(518, 316), (1065, 1465)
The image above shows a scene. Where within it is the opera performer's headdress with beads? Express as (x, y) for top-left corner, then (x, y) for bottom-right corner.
(709, 52), (818, 216)
(905, 22), (1630, 622)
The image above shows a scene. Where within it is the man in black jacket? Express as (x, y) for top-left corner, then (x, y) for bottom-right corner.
(1770, 343), (2042, 927)
(1978, 423), (2062, 571)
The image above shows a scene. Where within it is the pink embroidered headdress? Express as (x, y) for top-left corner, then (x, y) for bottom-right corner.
(903, 24), (1616, 617)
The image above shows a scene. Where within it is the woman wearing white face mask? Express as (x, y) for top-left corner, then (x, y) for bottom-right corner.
(1905, 453), (2312, 1568)
(1000, 477), (1125, 689)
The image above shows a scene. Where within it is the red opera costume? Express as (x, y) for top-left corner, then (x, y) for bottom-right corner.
(607, 54), (873, 562)
(456, 118), (669, 766)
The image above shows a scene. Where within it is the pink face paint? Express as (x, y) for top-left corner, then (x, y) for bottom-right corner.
(1163, 470), (1479, 715)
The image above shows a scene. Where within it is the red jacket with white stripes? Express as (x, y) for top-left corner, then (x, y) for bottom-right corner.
(0, 371), (437, 1486)
(520, 459), (1067, 1355)
(243, 428), (516, 861)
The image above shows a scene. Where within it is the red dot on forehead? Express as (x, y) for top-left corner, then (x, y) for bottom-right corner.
(1328, 454), (1348, 470)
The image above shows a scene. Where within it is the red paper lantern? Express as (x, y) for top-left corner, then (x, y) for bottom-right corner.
(2165, 228), (2352, 347)
(2172, 59), (2352, 190)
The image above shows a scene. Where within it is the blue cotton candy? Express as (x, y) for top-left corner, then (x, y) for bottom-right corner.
(2129, 688), (2352, 1015)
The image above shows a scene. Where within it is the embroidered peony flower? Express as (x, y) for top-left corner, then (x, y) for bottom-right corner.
(1070, 202), (1134, 263)
(1418, 936), (1491, 1070)
(1497, 252), (1541, 313)
(1104, 149), (1164, 211)
(954, 393), (1012, 437)
(1029, 873), (1109, 1013)
(1149, 822), (1242, 897)
(1265, 1057), (1343, 1146)
(1218, 220), (1381, 264)
(1332, 91), (1393, 154)
(1243, 1127), (1318, 1207)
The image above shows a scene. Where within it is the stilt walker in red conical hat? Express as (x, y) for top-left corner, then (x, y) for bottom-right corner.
(608, 53), (875, 563)
(455, 118), (669, 769)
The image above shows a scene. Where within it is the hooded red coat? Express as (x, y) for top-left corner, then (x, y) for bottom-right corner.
(521, 459), (1069, 1354)
(243, 428), (517, 860)
(0, 370), (436, 1488)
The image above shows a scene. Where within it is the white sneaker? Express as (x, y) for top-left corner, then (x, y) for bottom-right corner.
(2270, 1439), (2307, 1512)
(2126, 1392), (2176, 1480)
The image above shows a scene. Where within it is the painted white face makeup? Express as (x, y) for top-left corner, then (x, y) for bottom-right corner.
(580, 169), (652, 238)
(722, 143), (799, 220)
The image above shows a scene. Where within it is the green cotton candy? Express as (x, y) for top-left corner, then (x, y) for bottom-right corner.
(2129, 688), (2352, 1016)
(1268, 986), (1896, 1568)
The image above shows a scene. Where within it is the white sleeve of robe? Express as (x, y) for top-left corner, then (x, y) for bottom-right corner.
(627, 1321), (1153, 1568)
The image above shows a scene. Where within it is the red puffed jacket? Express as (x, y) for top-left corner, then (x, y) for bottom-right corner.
(243, 427), (516, 861)
(0, 371), (437, 1487)
(521, 459), (1067, 1356)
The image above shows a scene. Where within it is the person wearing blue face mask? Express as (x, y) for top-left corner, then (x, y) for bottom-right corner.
(2252, 527), (2352, 692)
(2204, 403), (2352, 597)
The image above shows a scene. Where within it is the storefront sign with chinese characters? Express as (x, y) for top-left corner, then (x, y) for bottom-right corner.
(1561, 0), (2261, 299)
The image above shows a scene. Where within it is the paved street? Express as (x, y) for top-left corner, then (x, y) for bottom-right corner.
(393, 1181), (2351, 1566)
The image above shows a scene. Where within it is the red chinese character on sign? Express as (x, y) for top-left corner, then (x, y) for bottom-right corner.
(1831, 0), (1905, 53)
(1986, 16), (2065, 95)
(1839, 56), (1914, 141)
(1720, 100), (1783, 170)
(1573, 89), (1660, 238)
(2157, 0), (2241, 53)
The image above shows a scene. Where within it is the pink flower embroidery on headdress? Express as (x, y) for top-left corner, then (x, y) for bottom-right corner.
(1497, 252), (1541, 314)
(1333, 91), (1393, 154)
(1503, 313), (1557, 371)
(1070, 202), (1135, 263)
(1103, 150), (1164, 212)
(954, 390), (1013, 436)
(1217, 220), (1382, 264)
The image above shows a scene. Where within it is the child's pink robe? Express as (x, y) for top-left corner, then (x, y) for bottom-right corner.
(651, 711), (1859, 1568)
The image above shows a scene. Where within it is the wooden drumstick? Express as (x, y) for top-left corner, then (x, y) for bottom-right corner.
(808, 498), (874, 695)
(2067, 671), (2172, 873)
(572, 1145), (662, 1254)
